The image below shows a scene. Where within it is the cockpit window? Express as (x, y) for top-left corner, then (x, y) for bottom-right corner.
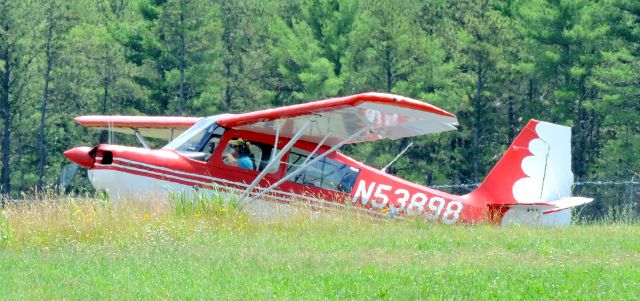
(222, 138), (279, 173)
(286, 147), (360, 193)
(163, 116), (224, 161)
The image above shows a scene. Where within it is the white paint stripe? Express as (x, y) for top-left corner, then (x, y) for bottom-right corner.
(94, 162), (390, 218)
(108, 158), (335, 204)
(97, 163), (214, 186)
(115, 158), (213, 181)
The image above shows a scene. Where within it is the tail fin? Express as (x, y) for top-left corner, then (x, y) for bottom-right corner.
(470, 119), (592, 225)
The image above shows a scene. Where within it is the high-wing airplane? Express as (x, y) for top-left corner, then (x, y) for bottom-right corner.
(64, 93), (592, 226)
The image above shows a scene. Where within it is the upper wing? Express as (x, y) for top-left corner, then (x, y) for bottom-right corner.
(75, 115), (202, 139)
(217, 92), (458, 145)
(75, 93), (457, 145)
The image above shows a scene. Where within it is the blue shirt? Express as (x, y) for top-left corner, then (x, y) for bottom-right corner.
(237, 156), (254, 170)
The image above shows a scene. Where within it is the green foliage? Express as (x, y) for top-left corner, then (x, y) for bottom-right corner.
(342, 0), (424, 93)
(267, 15), (343, 103)
(0, 0), (637, 218)
(300, 0), (361, 75)
(118, 0), (223, 115)
(207, 1), (275, 113)
(516, 0), (635, 179)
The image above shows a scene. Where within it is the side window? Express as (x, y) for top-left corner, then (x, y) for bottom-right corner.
(286, 147), (360, 193)
(178, 125), (225, 162)
(201, 127), (225, 161)
(222, 137), (279, 173)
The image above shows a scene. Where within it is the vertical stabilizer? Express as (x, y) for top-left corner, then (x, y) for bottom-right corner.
(469, 120), (591, 225)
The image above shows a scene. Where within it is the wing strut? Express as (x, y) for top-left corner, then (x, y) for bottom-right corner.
(108, 120), (114, 144)
(269, 124), (281, 161)
(133, 129), (151, 149)
(240, 118), (315, 200)
(248, 127), (368, 203)
(299, 132), (332, 168)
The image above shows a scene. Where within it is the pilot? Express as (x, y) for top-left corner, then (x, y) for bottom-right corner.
(225, 138), (254, 170)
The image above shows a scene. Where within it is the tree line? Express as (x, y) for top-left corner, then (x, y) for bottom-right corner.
(0, 0), (638, 216)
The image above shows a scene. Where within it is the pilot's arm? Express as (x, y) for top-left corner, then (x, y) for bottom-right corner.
(225, 152), (238, 167)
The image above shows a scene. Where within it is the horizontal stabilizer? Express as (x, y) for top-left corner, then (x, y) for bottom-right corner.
(500, 197), (593, 226)
(541, 197), (593, 214)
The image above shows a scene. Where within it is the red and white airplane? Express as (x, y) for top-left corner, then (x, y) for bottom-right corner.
(64, 93), (592, 226)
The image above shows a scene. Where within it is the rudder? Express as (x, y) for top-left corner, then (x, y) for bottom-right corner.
(468, 119), (590, 225)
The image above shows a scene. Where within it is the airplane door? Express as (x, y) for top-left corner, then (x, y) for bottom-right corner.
(277, 146), (361, 205)
(206, 129), (286, 188)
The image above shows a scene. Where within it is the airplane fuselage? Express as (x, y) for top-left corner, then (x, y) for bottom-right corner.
(65, 94), (586, 226)
(72, 127), (487, 224)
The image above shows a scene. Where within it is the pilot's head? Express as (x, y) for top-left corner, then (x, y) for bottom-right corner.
(229, 138), (251, 155)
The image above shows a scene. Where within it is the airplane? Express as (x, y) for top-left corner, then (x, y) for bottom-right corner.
(63, 92), (592, 226)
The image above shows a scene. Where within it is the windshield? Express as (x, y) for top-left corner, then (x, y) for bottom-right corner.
(163, 116), (218, 151)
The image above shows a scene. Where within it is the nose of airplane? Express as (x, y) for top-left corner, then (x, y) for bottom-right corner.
(63, 146), (95, 168)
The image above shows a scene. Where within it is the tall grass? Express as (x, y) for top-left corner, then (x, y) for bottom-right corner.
(171, 189), (245, 219)
(0, 192), (638, 300)
(574, 204), (639, 225)
(1, 190), (637, 249)
(0, 191), (250, 250)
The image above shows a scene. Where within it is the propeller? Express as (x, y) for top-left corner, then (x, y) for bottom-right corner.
(59, 163), (80, 192)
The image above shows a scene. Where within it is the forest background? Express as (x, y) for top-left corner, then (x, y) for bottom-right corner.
(0, 0), (637, 219)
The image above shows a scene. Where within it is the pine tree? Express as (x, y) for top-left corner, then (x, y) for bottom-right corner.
(519, 0), (623, 180)
(207, 0), (273, 114)
(592, 0), (640, 182)
(300, 0), (361, 76)
(118, 0), (222, 116)
(266, 13), (343, 104)
(36, 0), (75, 192)
(0, 0), (38, 198)
(341, 0), (423, 94)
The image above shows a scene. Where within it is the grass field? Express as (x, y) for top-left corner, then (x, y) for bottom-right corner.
(0, 196), (638, 300)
